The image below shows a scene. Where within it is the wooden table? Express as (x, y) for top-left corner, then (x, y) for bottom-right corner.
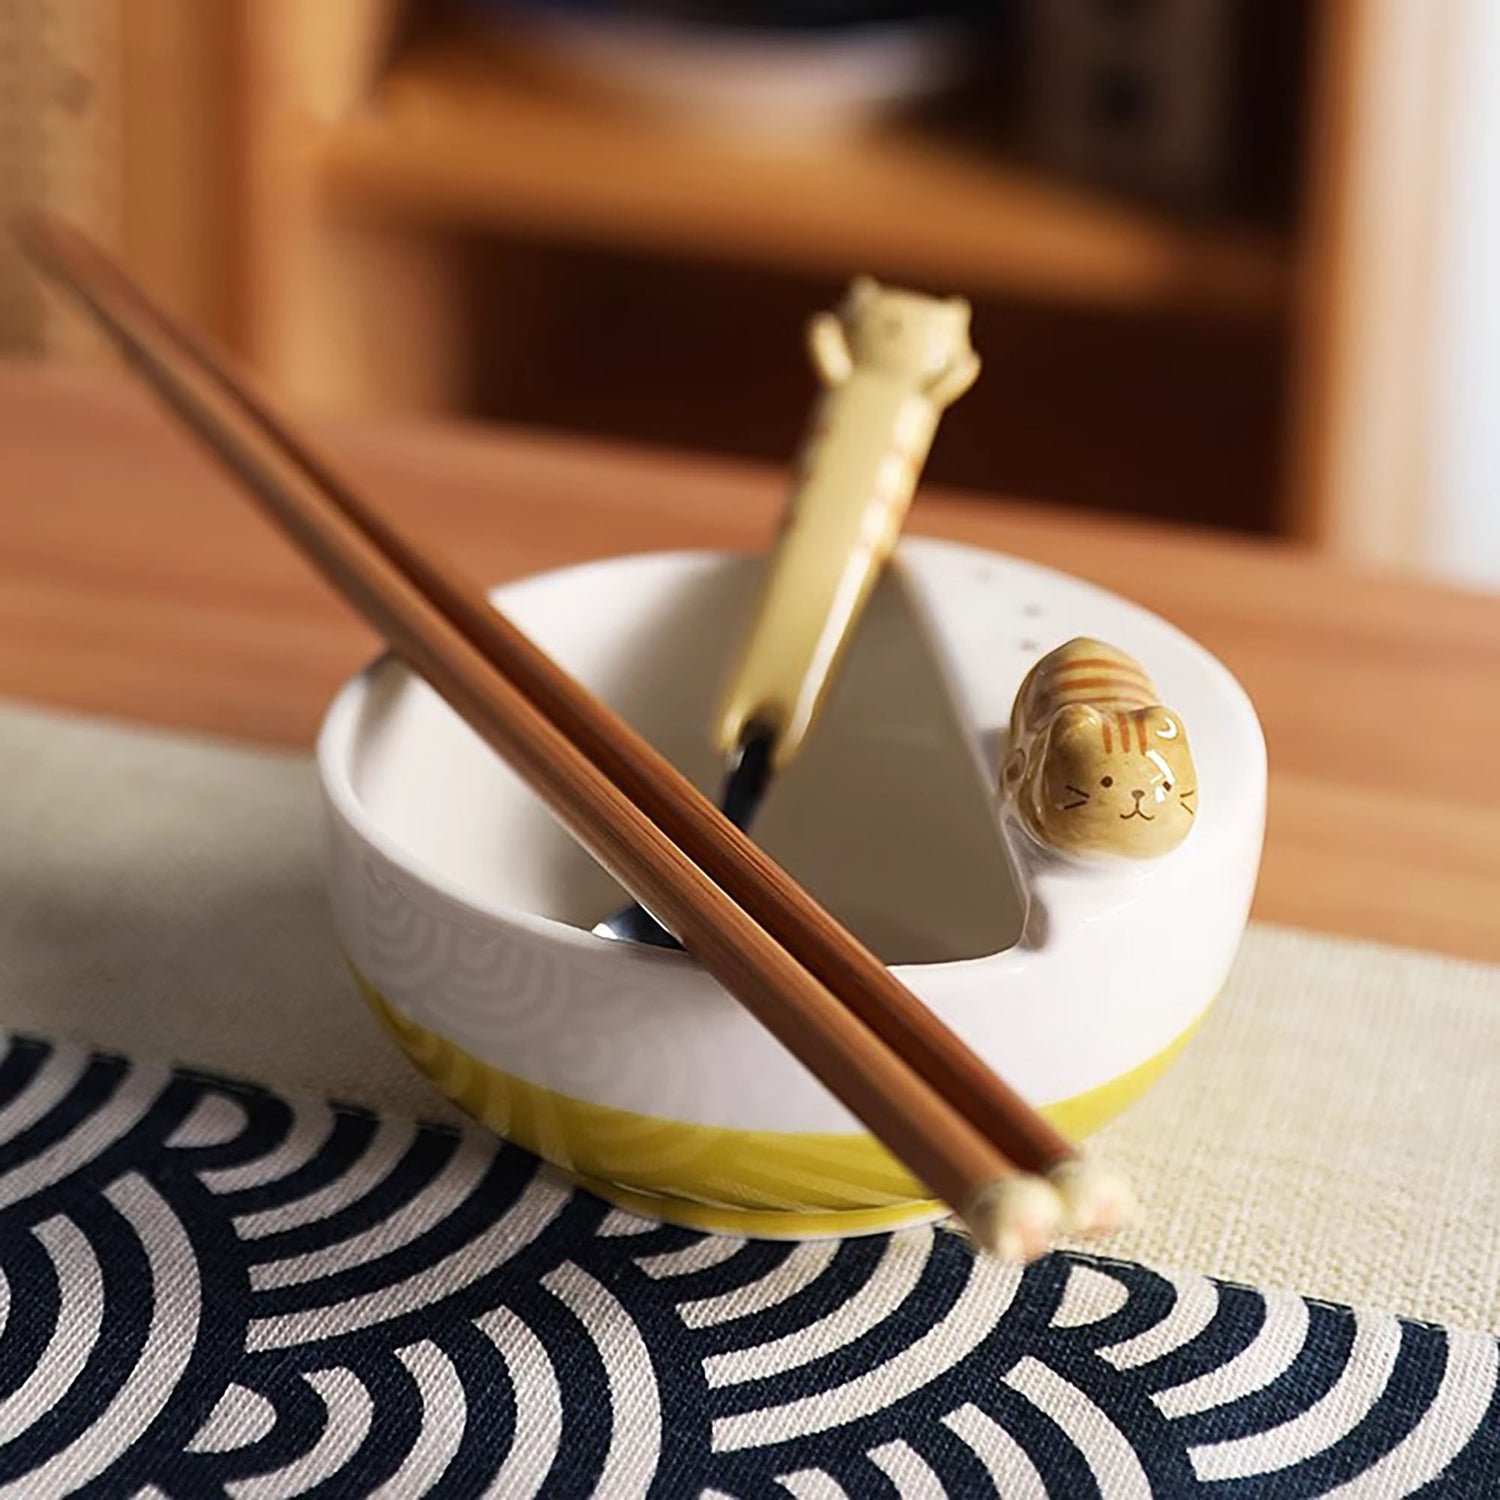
(5, 360), (1499, 962)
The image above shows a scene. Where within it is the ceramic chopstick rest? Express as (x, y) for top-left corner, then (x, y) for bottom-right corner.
(1004, 637), (1198, 859)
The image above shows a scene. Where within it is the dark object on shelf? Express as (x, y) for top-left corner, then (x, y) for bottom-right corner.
(1024, 0), (1238, 203)
(464, 0), (998, 137)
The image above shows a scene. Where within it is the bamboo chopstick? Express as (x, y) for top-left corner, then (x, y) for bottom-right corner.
(18, 214), (1129, 1251)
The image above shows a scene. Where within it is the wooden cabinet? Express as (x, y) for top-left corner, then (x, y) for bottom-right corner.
(75, 1), (1456, 560)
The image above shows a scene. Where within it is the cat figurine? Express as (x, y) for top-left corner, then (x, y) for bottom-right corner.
(1003, 638), (1197, 859)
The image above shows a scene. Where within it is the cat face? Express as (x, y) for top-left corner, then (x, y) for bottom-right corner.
(1027, 702), (1197, 859)
(843, 281), (971, 381)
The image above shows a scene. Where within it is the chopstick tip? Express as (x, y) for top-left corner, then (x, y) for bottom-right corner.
(1048, 1157), (1139, 1238)
(963, 1175), (1064, 1263)
(10, 209), (77, 280)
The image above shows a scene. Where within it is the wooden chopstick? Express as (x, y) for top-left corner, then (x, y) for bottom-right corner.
(21, 219), (1081, 1185)
(18, 215), (1111, 1253)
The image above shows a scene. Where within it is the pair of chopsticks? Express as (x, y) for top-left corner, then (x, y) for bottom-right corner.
(18, 215), (1130, 1259)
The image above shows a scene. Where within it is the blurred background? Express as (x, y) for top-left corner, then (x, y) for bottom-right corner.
(1, 0), (1495, 584)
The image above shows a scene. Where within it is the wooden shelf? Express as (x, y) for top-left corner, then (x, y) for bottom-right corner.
(317, 32), (1291, 317)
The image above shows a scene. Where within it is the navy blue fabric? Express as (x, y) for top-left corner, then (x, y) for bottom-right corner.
(0, 1033), (1494, 1497)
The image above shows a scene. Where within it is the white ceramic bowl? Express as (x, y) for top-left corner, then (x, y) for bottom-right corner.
(318, 538), (1265, 1237)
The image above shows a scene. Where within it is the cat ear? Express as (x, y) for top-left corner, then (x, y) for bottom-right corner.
(847, 275), (879, 305)
(1048, 702), (1104, 745)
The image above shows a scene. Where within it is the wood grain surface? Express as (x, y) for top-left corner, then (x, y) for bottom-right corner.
(4, 360), (1499, 962)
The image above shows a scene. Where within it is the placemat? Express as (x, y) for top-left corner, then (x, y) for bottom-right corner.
(0, 1030), (1495, 1497)
(3, 700), (1499, 1332)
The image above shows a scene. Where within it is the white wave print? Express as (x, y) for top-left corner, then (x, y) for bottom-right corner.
(164, 1092), (250, 1150)
(679, 1240), (839, 1330)
(1189, 1310), (1403, 1482)
(474, 1307), (562, 1500)
(0, 1064), (168, 1210)
(596, 1208), (659, 1237)
(545, 1263), (661, 1499)
(0, 1217), (102, 1443)
(361, 864), (462, 996)
(0, 1046), (88, 1144)
(0, 1035), (1493, 1495)
(227, 1369), (372, 1500)
(868, 1438), (948, 1497)
(437, 926), (563, 1033)
(776, 1469), (853, 1498)
(1099, 1270), (1219, 1370)
(363, 863), (570, 1054)
(359, 859), (673, 1109)
(712, 1247), (1020, 1452)
(205, 1104), (335, 1197)
(1319, 1330), (1499, 1498)
(1051, 1262), (1130, 1329)
(247, 1171), (569, 1350)
(1005, 1358), (1152, 1500)
(188, 1385), (278, 1454)
(635, 1236), (749, 1281)
(705, 1231), (933, 1390)
(375, 1341), (466, 1497)
(234, 1117), (418, 1241)
(1153, 1288), (1311, 1418)
(247, 1140), (504, 1292)
(0, 1176), (199, 1499)
(941, 1402), (1048, 1499)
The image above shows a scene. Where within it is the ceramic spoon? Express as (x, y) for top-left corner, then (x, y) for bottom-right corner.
(596, 277), (980, 947)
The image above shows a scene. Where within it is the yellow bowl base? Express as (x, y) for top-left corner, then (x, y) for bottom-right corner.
(568, 1170), (951, 1240)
